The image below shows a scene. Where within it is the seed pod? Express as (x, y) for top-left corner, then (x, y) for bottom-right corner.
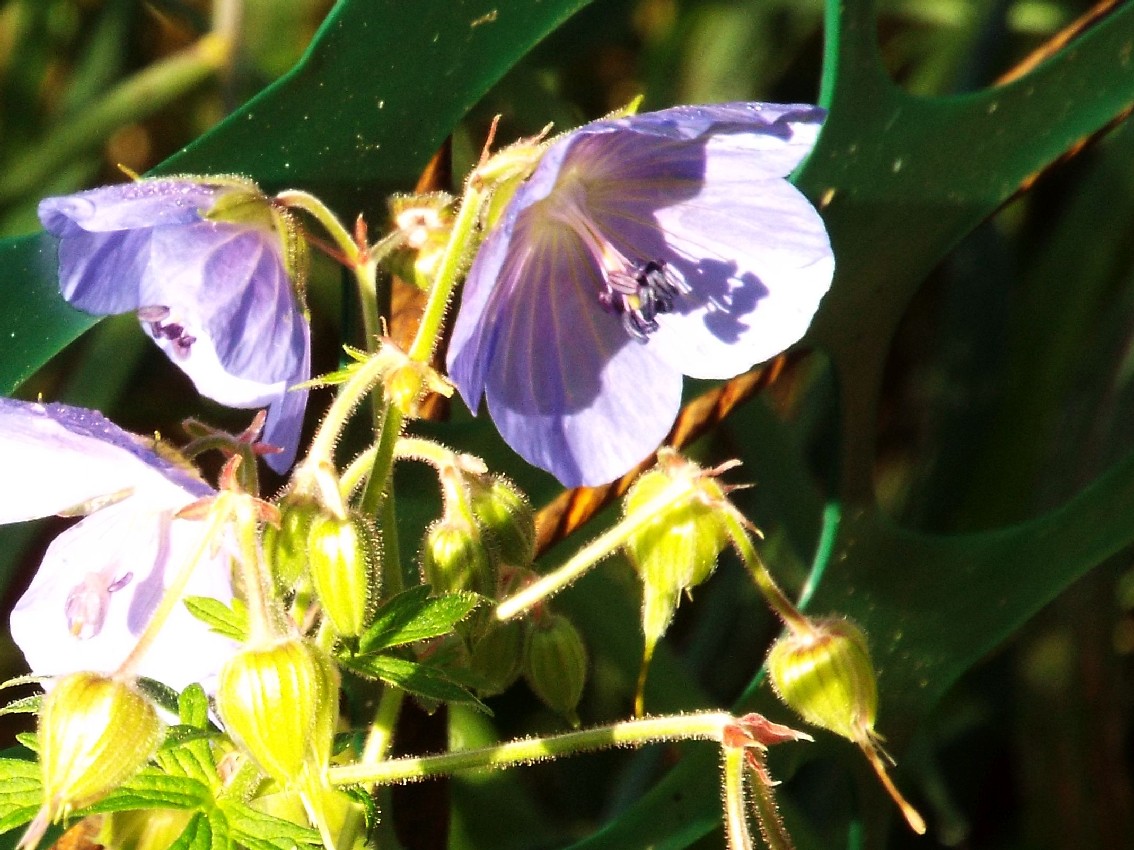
(765, 618), (877, 742)
(468, 620), (528, 697)
(38, 673), (163, 817)
(217, 639), (339, 786)
(263, 497), (320, 591)
(419, 518), (495, 598)
(469, 475), (536, 568)
(308, 512), (380, 638)
(524, 614), (587, 726)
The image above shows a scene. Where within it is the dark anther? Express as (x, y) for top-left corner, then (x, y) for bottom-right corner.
(601, 259), (689, 342)
(138, 306), (196, 357)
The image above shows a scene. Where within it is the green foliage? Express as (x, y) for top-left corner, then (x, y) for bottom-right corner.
(3, 0), (1134, 847)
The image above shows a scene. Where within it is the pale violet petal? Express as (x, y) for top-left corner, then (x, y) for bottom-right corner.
(9, 504), (238, 693)
(38, 180), (220, 236)
(0, 399), (209, 523)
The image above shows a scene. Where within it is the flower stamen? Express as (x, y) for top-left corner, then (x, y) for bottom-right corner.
(138, 306), (196, 357)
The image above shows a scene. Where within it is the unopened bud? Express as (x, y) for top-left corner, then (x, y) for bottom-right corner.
(623, 457), (730, 649)
(217, 639), (339, 786)
(469, 475), (535, 568)
(27, 673), (162, 846)
(263, 496), (320, 590)
(420, 518), (495, 598)
(106, 808), (193, 850)
(468, 620), (528, 697)
(766, 619), (876, 744)
(308, 512), (380, 638)
(525, 614), (587, 725)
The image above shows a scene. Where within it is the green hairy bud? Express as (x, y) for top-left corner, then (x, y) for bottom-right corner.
(766, 618), (877, 743)
(524, 614), (587, 726)
(308, 512), (380, 638)
(217, 639), (340, 786)
(20, 673), (163, 850)
(263, 496), (321, 591)
(469, 474), (536, 568)
(419, 518), (495, 597)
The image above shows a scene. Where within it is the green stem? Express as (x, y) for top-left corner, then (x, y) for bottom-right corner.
(722, 510), (810, 633)
(304, 354), (393, 469)
(721, 746), (754, 850)
(328, 711), (733, 786)
(495, 476), (697, 621)
(360, 687), (406, 772)
(406, 182), (488, 363)
(0, 34), (231, 204)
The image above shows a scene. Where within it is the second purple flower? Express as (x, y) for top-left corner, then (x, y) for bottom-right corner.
(38, 177), (311, 473)
(447, 102), (835, 488)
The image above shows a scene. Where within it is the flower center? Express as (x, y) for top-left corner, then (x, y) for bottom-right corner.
(138, 306), (196, 357)
(65, 570), (133, 640)
(551, 192), (690, 342)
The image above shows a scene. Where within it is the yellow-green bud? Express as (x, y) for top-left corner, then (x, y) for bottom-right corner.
(308, 512), (380, 638)
(469, 475), (535, 568)
(419, 518), (495, 597)
(38, 673), (163, 817)
(524, 614), (587, 726)
(623, 462), (730, 650)
(105, 808), (193, 850)
(263, 497), (320, 590)
(765, 619), (878, 743)
(217, 639), (339, 786)
(468, 620), (528, 697)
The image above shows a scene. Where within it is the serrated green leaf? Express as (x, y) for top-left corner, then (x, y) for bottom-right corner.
(340, 653), (487, 711)
(168, 812), (222, 850)
(0, 696), (40, 718)
(0, 676), (44, 693)
(359, 585), (481, 652)
(81, 770), (211, 814)
(178, 684), (211, 730)
(183, 596), (249, 643)
(0, 758), (41, 835)
(223, 800), (322, 850)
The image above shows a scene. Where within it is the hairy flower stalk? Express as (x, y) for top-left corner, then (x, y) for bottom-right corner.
(448, 102), (834, 487)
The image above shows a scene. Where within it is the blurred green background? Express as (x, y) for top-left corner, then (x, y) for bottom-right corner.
(2, 1), (1133, 849)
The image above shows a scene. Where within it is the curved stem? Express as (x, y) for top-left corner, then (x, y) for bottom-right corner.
(329, 711), (734, 786)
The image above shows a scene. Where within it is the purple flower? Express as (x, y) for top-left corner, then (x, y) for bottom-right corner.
(447, 103), (834, 488)
(1, 398), (238, 692)
(38, 178), (310, 473)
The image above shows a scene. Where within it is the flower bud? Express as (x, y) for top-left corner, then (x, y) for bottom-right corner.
(468, 475), (535, 568)
(765, 618), (877, 743)
(468, 620), (528, 697)
(262, 496), (320, 590)
(38, 673), (162, 818)
(623, 458), (730, 651)
(419, 518), (495, 598)
(217, 639), (339, 786)
(524, 614), (587, 726)
(106, 808), (193, 850)
(308, 512), (380, 639)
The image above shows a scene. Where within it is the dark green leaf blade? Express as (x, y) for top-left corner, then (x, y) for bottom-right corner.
(359, 586), (481, 653)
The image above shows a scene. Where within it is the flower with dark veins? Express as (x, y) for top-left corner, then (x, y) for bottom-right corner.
(1, 398), (238, 692)
(447, 103), (834, 487)
(38, 177), (310, 473)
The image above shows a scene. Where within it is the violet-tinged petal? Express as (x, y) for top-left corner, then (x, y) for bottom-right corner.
(38, 180), (222, 235)
(9, 503), (237, 693)
(38, 178), (311, 471)
(447, 101), (834, 487)
(0, 399), (208, 522)
(0, 398), (237, 691)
